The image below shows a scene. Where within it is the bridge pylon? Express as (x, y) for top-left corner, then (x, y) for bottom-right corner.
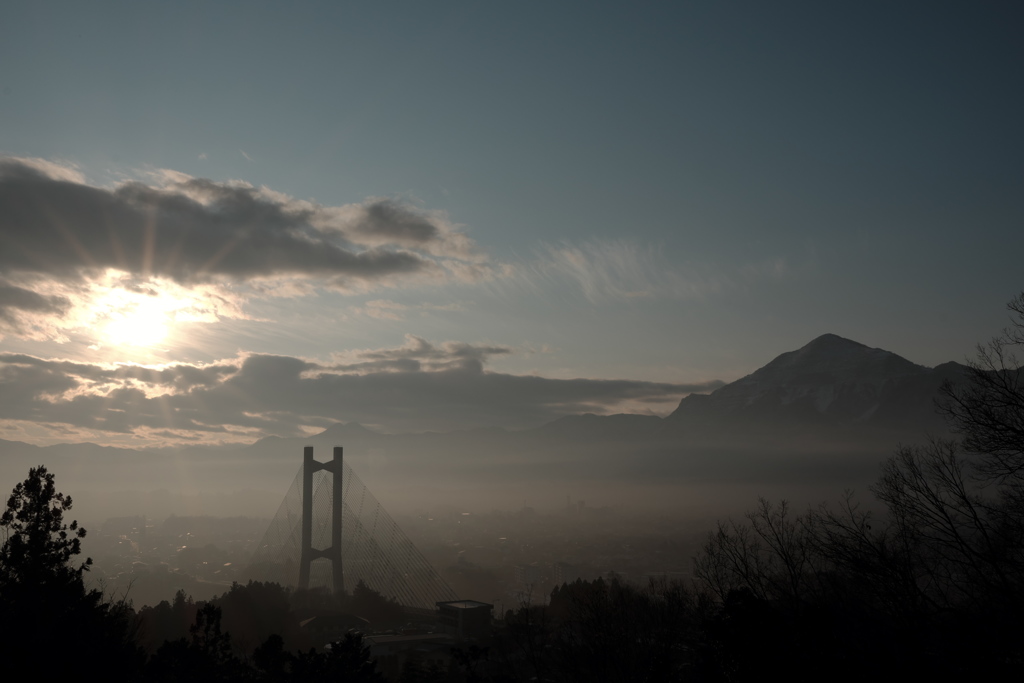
(248, 445), (457, 607)
(298, 445), (344, 594)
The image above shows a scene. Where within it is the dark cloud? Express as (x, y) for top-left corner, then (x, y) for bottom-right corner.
(0, 353), (238, 394)
(0, 157), (473, 286)
(0, 358), (81, 409)
(335, 335), (513, 372)
(354, 200), (441, 245)
(0, 291), (71, 340)
(0, 345), (724, 439)
(0, 283), (70, 327)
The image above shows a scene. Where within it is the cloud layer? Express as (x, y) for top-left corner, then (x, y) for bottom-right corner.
(0, 337), (723, 443)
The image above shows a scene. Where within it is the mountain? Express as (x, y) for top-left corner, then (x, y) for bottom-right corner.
(665, 333), (964, 435)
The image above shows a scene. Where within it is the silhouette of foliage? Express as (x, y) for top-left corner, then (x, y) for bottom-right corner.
(289, 632), (386, 683)
(137, 589), (198, 654)
(398, 654), (448, 682)
(350, 578), (406, 625)
(940, 290), (1024, 483)
(144, 591), (386, 682)
(0, 464), (90, 586)
(247, 631), (386, 683)
(0, 465), (144, 679)
(215, 580), (296, 654)
(146, 602), (250, 682)
(487, 577), (706, 683)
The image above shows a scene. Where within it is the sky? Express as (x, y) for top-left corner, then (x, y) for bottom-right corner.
(0, 1), (1022, 447)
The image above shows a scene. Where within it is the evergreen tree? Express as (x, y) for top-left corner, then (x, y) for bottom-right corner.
(0, 464), (89, 587)
(0, 465), (144, 679)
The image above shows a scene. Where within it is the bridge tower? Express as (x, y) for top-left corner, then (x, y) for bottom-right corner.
(298, 445), (345, 593)
(248, 446), (457, 607)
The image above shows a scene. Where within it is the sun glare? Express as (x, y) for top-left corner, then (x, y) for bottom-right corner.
(104, 307), (170, 347)
(73, 271), (234, 354)
(87, 273), (204, 349)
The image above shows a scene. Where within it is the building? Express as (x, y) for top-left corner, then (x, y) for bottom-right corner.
(436, 600), (493, 640)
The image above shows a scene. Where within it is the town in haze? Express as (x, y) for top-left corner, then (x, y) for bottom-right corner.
(1, 2), (1023, 681)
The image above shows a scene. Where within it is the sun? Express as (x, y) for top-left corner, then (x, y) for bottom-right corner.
(103, 306), (170, 347)
(88, 275), (181, 349)
(83, 271), (230, 352)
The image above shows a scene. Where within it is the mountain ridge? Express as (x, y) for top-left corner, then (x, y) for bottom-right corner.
(664, 333), (959, 433)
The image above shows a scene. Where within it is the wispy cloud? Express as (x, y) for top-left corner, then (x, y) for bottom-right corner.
(355, 299), (464, 321)
(501, 238), (788, 304)
(3, 156), (86, 183)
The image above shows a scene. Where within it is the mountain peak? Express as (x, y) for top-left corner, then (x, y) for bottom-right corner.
(802, 333), (868, 351)
(761, 334), (920, 377)
(667, 334), (930, 425)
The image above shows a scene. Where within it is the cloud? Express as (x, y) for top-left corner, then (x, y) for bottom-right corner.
(316, 197), (484, 263)
(329, 334), (513, 373)
(0, 281), (73, 341)
(0, 156), (489, 340)
(0, 353), (237, 394)
(0, 340), (724, 443)
(0, 157), (484, 285)
(0, 283), (70, 318)
(502, 238), (788, 303)
(0, 156), (86, 184)
(356, 299), (464, 321)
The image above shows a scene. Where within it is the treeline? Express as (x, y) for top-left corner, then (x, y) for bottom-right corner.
(135, 579), (403, 656)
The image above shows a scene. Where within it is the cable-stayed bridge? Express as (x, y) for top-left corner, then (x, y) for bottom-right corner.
(247, 447), (456, 609)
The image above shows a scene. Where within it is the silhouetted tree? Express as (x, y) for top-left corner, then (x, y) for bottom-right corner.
(146, 602), (249, 682)
(286, 632), (386, 683)
(215, 580), (296, 654)
(350, 578), (405, 625)
(499, 600), (554, 682)
(0, 464), (90, 586)
(137, 589), (198, 653)
(0, 465), (144, 679)
(450, 644), (492, 683)
(144, 593), (386, 682)
(252, 633), (291, 682)
(940, 290), (1024, 483)
(398, 654), (448, 683)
